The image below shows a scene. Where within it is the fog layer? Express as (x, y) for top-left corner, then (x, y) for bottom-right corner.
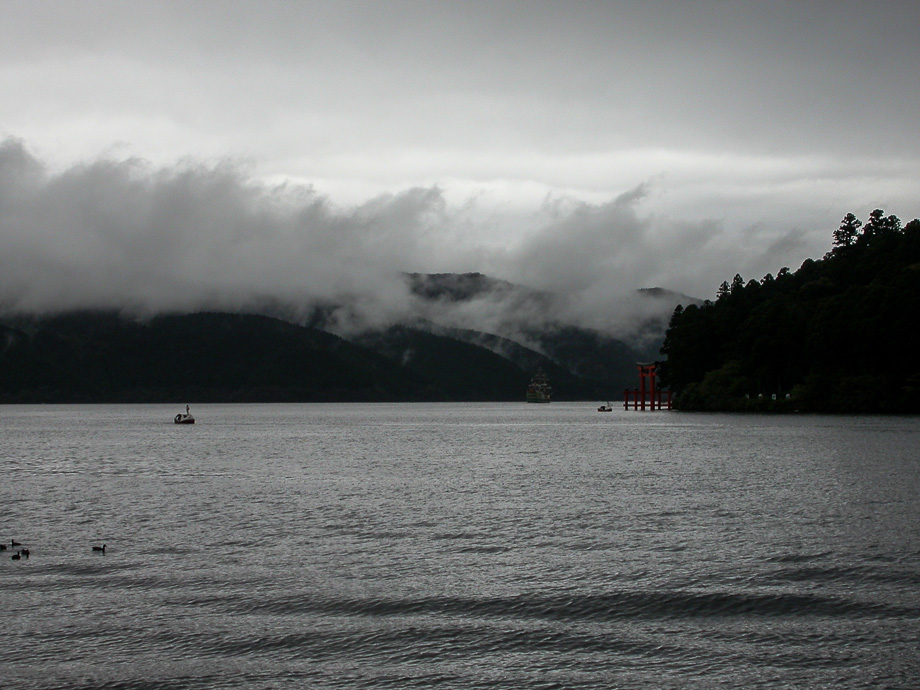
(0, 138), (866, 342)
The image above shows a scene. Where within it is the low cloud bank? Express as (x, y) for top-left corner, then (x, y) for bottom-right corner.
(0, 138), (830, 345)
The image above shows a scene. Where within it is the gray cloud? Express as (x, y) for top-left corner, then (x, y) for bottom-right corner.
(4, 2), (919, 175)
(8, 138), (899, 351)
(2, 3), (918, 282)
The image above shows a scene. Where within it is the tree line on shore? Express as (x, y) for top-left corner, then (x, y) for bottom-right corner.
(659, 210), (920, 413)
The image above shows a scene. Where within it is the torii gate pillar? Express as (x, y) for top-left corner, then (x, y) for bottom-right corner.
(624, 363), (672, 410)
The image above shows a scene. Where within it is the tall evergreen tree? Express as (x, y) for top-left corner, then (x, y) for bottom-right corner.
(833, 212), (861, 248)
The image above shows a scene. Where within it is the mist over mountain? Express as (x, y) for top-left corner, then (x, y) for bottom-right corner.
(292, 271), (697, 389)
(306, 271), (697, 360)
(0, 272), (696, 403)
(0, 137), (739, 346)
(397, 272), (699, 359)
(0, 139), (708, 402)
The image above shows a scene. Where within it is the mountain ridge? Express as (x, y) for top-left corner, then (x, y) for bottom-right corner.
(0, 273), (700, 403)
(0, 310), (630, 403)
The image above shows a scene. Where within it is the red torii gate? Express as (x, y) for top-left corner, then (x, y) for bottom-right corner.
(623, 362), (672, 411)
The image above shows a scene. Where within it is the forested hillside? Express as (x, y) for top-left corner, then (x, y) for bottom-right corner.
(0, 312), (432, 403)
(0, 312), (624, 403)
(1, 270), (671, 403)
(659, 211), (920, 413)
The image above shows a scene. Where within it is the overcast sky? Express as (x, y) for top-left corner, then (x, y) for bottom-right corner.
(2, 1), (919, 333)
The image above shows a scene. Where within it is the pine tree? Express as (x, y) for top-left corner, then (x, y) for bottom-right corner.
(832, 212), (861, 248)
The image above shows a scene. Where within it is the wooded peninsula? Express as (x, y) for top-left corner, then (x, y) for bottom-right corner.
(660, 210), (920, 413)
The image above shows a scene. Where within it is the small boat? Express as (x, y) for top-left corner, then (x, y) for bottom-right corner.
(597, 402), (613, 412)
(174, 407), (195, 424)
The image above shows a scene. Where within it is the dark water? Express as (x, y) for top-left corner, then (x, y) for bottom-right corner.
(2, 403), (919, 689)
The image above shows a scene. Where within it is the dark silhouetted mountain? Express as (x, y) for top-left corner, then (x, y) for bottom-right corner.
(0, 311), (619, 403)
(353, 325), (533, 401)
(0, 312), (434, 403)
(0, 271), (700, 403)
(354, 324), (613, 401)
(1, 310), (643, 403)
(527, 326), (644, 392)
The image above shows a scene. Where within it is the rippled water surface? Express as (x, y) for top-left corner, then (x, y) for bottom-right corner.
(2, 403), (919, 688)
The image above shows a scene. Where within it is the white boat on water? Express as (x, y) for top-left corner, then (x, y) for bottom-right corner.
(174, 407), (195, 424)
(597, 402), (613, 412)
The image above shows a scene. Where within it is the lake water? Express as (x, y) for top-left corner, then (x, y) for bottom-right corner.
(1, 403), (919, 689)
